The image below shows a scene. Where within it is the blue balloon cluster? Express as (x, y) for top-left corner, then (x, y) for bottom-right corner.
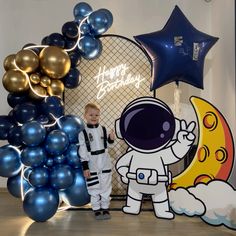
(0, 93), (89, 222)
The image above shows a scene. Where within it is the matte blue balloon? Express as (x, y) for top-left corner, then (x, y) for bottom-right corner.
(21, 146), (47, 167)
(62, 21), (78, 39)
(60, 168), (90, 207)
(7, 125), (22, 147)
(21, 121), (46, 146)
(46, 33), (65, 48)
(0, 145), (22, 177)
(7, 93), (29, 108)
(53, 154), (66, 164)
(50, 164), (74, 190)
(64, 144), (81, 168)
(45, 130), (69, 155)
(62, 68), (81, 89)
(13, 102), (38, 124)
(57, 115), (84, 143)
(78, 36), (102, 60)
(40, 96), (65, 119)
(88, 9), (111, 35)
(134, 5), (219, 91)
(28, 167), (49, 187)
(7, 172), (31, 198)
(23, 187), (59, 222)
(0, 115), (15, 140)
(73, 2), (92, 18)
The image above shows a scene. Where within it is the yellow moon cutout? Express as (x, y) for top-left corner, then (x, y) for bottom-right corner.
(171, 96), (234, 189)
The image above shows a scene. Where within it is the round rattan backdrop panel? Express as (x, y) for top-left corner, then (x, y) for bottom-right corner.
(65, 34), (152, 195)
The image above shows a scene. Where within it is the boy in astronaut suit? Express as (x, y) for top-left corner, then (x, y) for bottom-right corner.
(115, 97), (196, 219)
(79, 103), (115, 220)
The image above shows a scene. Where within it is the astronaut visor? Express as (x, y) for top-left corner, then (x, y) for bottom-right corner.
(120, 103), (175, 150)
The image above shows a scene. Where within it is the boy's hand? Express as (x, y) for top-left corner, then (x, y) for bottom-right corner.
(83, 169), (91, 179)
(109, 129), (115, 141)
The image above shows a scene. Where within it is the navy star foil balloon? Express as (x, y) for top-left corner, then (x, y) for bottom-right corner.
(134, 5), (219, 91)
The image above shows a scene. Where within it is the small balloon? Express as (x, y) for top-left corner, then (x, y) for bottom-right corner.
(28, 167), (49, 187)
(23, 187), (59, 222)
(47, 79), (64, 97)
(28, 85), (47, 100)
(62, 21), (78, 39)
(30, 73), (40, 84)
(80, 23), (91, 35)
(3, 54), (17, 71)
(2, 69), (29, 93)
(73, 2), (92, 18)
(40, 75), (51, 87)
(15, 49), (39, 73)
(62, 68), (81, 89)
(64, 144), (81, 168)
(53, 154), (66, 164)
(39, 46), (71, 79)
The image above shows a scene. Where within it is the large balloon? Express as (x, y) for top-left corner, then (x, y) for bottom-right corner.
(60, 168), (90, 206)
(28, 167), (49, 187)
(13, 102), (38, 124)
(21, 146), (47, 167)
(7, 92), (29, 108)
(21, 121), (46, 146)
(0, 145), (22, 177)
(45, 130), (69, 155)
(0, 115), (15, 140)
(64, 144), (81, 168)
(134, 5), (219, 91)
(15, 49), (39, 73)
(49, 164), (74, 190)
(2, 69), (29, 93)
(57, 115), (84, 143)
(62, 68), (81, 89)
(7, 172), (31, 198)
(23, 187), (59, 222)
(78, 35), (102, 60)
(39, 46), (71, 79)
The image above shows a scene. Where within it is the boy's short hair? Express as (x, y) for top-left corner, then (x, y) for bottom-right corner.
(84, 103), (100, 114)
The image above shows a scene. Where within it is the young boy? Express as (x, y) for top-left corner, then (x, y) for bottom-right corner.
(78, 103), (115, 220)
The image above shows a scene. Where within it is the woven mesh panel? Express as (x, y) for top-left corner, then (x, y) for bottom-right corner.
(64, 35), (152, 195)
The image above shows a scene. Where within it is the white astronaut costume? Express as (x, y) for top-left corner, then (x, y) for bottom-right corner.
(79, 124), (114, 211)
(115, 97), (196, 219)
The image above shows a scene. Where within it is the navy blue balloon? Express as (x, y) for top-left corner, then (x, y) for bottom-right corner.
(0, 145), (22, 177)
(45, 130), (69, 155)
(21, 146), (47, 167)
(40, 96), (65, 119)
(46, 33), (65, 48)
(0, 115), (15, 140)
(50, 164), (74, 190)
(134, 5), (219, 91)
(36, 114), (50, 125)
(62, 21), (78, 39)
(78, 36), (102, 60)
(7, 125), (22, 147)
(13, 102), (38, 124)
(68, 50), (81, 67)
(60, 168), (90, 206)
(62, 68), (81, 89)
(53, 154), (66, 164)
(65, 38), (77, 50)
(73, 2), (92, 18)
(21, 121), (46, 146)
(88, 9), (112, 35)
(28, 167), (49, 187)
(64, 144), (81, 168)
(7, 172), (31, 198)
(46, 157), (54, 167)
(41, 36), (49, 45)
(23, 43), (41, 55)
(57, 115), (84, 143)
(7, 93), (29, 108)
(23, 187), (59, 222)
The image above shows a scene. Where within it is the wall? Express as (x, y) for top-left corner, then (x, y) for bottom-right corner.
(0, 0), (235, 187)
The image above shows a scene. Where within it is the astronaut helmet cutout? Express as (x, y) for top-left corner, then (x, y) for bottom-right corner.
(115, 97), (196, 219)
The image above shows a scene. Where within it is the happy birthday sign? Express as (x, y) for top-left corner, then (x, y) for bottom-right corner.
(94, 63), (145, 99)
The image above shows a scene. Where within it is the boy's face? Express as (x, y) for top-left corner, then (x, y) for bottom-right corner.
(84, 108), (100, 125)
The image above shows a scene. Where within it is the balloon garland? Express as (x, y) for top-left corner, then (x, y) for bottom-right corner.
(0, 2), (113, 222)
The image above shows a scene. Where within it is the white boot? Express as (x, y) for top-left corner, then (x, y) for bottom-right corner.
(153, 200), (174, 219)
(123, 196), (141, 215)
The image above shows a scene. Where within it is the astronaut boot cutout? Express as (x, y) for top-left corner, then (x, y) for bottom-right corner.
(153, 200), (174, 219)
(123, 197), (141, 214)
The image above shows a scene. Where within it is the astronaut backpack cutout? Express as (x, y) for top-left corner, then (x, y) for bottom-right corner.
(115, 97), (196, 219)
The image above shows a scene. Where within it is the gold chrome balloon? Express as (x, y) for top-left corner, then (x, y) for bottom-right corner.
(2, 69), (29, 93)
(30, 73), (40, 84)
(29, 84), (47, 100)
(40, 75), (51, 87)
(3, 54), (17, 71)
(47, 79), (64, 97)
(39, 46), (71, 79)
(15, 49), (39, 73)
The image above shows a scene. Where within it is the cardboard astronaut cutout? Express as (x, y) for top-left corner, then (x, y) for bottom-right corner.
(115, 97), (196, 219)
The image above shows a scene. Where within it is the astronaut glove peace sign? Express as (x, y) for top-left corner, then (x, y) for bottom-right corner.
(177, 120), (196, 146)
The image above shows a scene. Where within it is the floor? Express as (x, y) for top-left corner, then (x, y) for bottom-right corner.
(0, 191), (236, 236)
